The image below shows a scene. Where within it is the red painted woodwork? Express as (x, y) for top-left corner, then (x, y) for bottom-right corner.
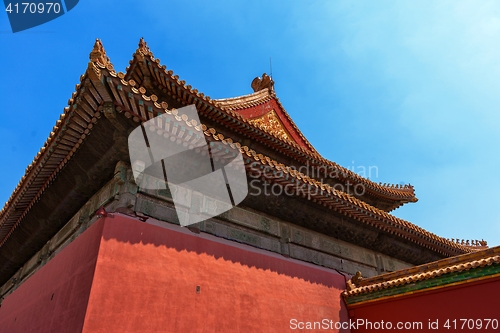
(235, 99), (311, 150)
(349, 277), (500, 332)
(0, 218), (105, 333)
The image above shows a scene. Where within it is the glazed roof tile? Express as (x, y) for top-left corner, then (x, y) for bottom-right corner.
(96, 67), (471, 257)
(0, 39), (473, 259)
(343, 245), (500, 299)
(214, 89), (273, 110)
(125, 39), (418, 208)
(218, 88), (418, 206)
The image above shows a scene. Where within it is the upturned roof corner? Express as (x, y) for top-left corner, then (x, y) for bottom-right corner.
(137, 37), (152, 56)
(89, 38), (112, 69)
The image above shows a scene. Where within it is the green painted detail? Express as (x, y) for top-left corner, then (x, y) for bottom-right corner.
(78, 203), (90, 224)
(126, 182), (138, 195)
(293, 230), (303, 243)
(227, 228), (259, 247)
(217, 210), (229, 220)
(260, 217), (271, 232)
(142, 201), (156, 216)
(346, 263), (500, 305)
(113, 165), (129, 184)
(157, 188), (171, 198)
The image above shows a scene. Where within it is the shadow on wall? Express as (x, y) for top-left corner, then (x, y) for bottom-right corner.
(101, 213), (348, 289)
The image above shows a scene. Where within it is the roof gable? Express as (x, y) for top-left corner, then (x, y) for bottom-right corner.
(122, 38), (419, 210)
(248, 110), (293, 143)
(214, 84), (315, 152)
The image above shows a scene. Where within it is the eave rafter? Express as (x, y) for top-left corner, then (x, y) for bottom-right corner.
(0, 39), (110, 247)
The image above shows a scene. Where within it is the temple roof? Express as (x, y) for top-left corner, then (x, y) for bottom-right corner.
(0, 39), (483, 283)
(214, 84), (317, 153)
(124, 38), (418, 212)
(344, 243), (498, 306)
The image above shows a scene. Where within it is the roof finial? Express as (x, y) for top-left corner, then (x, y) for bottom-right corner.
(346, 271), (363, 291)
(89, 38), (110, 66)
(251, 73), (274, 92)
(137, 37), (151, 55)
(270, 57), (273, 80)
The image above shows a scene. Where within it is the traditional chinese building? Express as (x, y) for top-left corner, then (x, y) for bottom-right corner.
(0, 39), (490, 332)
(343, 245), (500, 332)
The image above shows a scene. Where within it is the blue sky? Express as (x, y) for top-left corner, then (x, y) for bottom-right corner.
(1, 0), (499, 247)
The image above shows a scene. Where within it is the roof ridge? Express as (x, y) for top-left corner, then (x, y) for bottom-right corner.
(137, 37), (151, 55)
(344, 246), (500, 298)
(216, 89), (416, 200)
(215, 88), (319, 154)
(89, 38), (110, 68)
(214, 88), (271, 105)
(107, 75), (468, 256)
(124, 39), (415, 204)
(0, 66), (473, 259)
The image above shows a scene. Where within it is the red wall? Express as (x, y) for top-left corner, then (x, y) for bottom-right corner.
(0, 218), (105, 333)
(11, 211), (499, 333)
(0, 213), (350, 332)
(82, 215), (349, 332)
(349, 277), (500, 332)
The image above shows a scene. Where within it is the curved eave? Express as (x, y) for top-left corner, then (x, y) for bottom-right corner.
(113, 68), (471, 257)
(344, 245), (500, 300)
(214, 89), (273, 109)
(0, 57), (471, 274)
(123, 40), (418, 209)
(0, 73), (98, 245)
(100, 67), (473, 258)
(216, 90), (418, 208)
(0, 39), (114, 247)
